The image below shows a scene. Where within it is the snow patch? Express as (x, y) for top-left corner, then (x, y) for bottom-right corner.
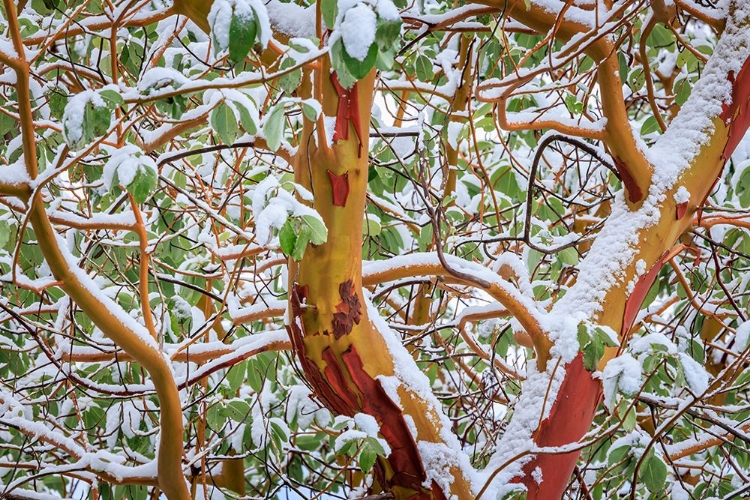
(602, 353), (642, 410)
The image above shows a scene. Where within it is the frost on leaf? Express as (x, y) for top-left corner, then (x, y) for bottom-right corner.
(341, 4), (377, 61)
(329, 0), (402, 87)
(251, 176), (328, 255)
(602, 353), (642, 410)
(102, 145), (158, 203)
(62, 90), (112, 150)
(208, 0), (271, 63)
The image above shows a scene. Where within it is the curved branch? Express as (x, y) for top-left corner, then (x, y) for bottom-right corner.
(3, 0), (189, 495)
(363, 253), (550, 364)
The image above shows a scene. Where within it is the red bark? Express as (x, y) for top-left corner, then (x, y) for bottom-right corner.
(621, 251), (669, 336)
(514, 355), (600, 499)
(331, 73), (364, 157)
(342, 345), (446, 498)
(288, 283), (445, 498)
(720, 58), (750, 160)
(676, 202), (688, 220)
(613, 156), (643, 204)
(327, 170), (351, 207)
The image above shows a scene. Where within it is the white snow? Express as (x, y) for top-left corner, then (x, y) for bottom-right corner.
(601, 353), (642, 410)
(447, 121), (463, 150)
(630, 332), (677, 355)
(250, 175), (327, 246)
(531, 466), (543, 485)
(137, 67), (188, 93)
(735, 321), (750, 352)
(340, 4), (377, 61)
(102, 145), (157, 190)
(266, 0), (315, 38)
(0, 161), (31, 187)
(62, 90), (107, 147)
(208, 0), (271, 51)
(377, 0), (400, 21)
(673, 186), (691, 204)
(678, 353), (710, 394)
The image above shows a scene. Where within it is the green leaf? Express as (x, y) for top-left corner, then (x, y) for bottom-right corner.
(676, 49), (699, 73)
(365, 436), (387, 457)
(376, 46), (396, 71)
(289, 39), (313, 53)
(331, 41), (358, 89)
(363, 216), (381, 236)
(622, 404), (636, 431)
(342, 42), (378, 80)
(607, 445), (631, 466)
(375, 18), (401, 52)
(297, 434), (323, 451)
(359, 446), (377, 473)
(247, 360), (263, 392)
(738, 168), (750, 208)
(618, 52), (628, 84)
(415, 54), (434, 81)
(263, 103), (286, 151)
(227, 362), (246, 392)
(156, 95), (188, 120)
(578, 323), (607, 372)
(674, 78), (691, 106)
(225, 400), (251, 422)
(579, 56), (594, 72)
(640, 451), (667, 492)
(126, 165), (157, 204)
(270, 420), (289, 447)
(83, 405), (104, 429)
(207, 404), (227, 430)
(301, 215), (328, 245)
(640, 115), (661, 136)
(417, 222), (433, 252)
(300, 100), (320, 121)
(616, 399), (637, 431)
(321, 0), (337, 29)
(594, 326), (619, 347)
(582, 339), (604, 371)
(99, 89), (124, 106)
(75, 101), (112, 148)
(558, 247), (579, 266)
(648, 24), (674, 47)
(291, 224), (311, 261)
(279, 220), (297, 256)
(279, 57), (302, 94)
(490, 165), (521, 199)
(628, 68), (645, 91)
(0, 220), (10, 249)
(235, 101), (258, 135)
(228, 10), (258, 64)
(564, 94), (583, 114)
(211, 104), (239, 145)
(47, 89), (67, 120)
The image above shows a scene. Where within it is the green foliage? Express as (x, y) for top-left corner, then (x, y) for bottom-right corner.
(0, 1), (747, 499)
(578, 323), (619, 372)
(228, 10), (258, 64)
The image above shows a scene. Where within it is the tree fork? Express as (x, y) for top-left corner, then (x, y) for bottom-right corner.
(286, 60), (474, 497)
(516, 41), (750, 500)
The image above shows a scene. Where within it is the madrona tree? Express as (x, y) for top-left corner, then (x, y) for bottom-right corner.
(0, 0), (749, 498)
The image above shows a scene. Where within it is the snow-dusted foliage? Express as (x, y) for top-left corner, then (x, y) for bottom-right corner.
(0, 0), (749, 499)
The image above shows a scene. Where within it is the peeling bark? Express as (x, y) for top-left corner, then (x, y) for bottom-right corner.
(328, 170), (351, 207)
(613, 156), (644, 204)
